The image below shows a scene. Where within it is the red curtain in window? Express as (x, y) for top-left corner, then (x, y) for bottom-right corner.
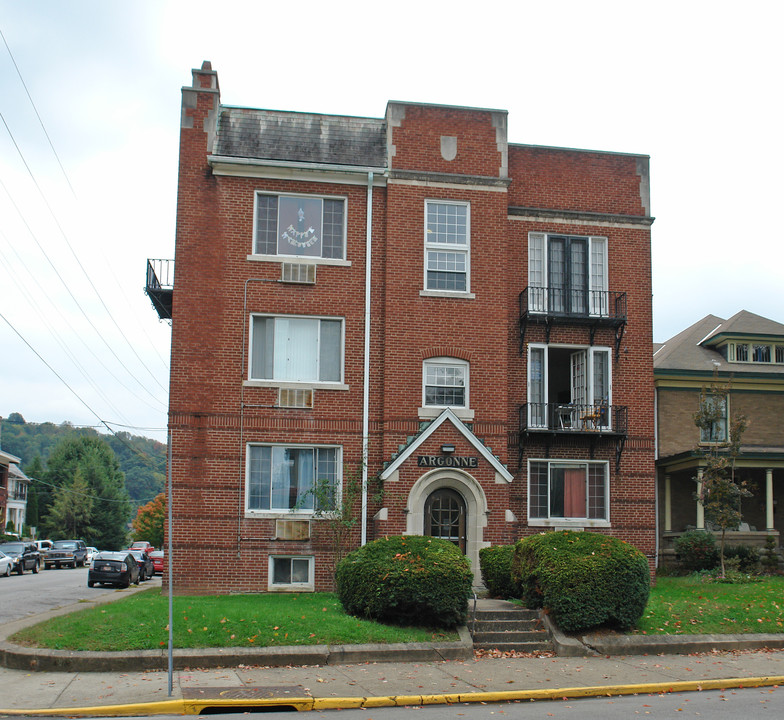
(563, 469), (586, 517)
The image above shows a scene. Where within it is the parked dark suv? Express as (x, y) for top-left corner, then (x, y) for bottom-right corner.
(0, 542), (40, 574)
(45, 540), (88, 569)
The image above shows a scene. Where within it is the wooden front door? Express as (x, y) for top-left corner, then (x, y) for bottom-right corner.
(424, 488), (466, 553)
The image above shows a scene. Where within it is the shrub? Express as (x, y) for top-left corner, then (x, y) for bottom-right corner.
(335, 535), (473, 628)
(724, 544), (761, 574)
(479, 545), (520, 598)
(512, 530), (650, 633)
(673, 530), (719, 572)
(762, 536), (780, 573)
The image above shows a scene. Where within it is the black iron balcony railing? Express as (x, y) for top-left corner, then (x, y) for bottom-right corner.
(519, 402), (628, 435)
(520, 287), (627, 321)
(145, 259), (174, 320)
(519, 287), (627, 357)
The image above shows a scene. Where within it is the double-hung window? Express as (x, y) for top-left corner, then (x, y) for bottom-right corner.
(698, 394), (728, 443)
(425, 201), (470, 293)
(250, 315), (343, 384)
(254, 193), (345, 260)
(247, 444), (340, 513)
(423, 358), (468, 408)
(528, 460), (609, 524)
(528, 232), (608, 316)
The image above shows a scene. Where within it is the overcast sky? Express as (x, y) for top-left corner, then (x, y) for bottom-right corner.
(1, 1), (782, 446)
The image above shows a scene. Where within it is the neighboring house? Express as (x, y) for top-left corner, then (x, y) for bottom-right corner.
(0, 449), (26, 534)
(654, 311), (784, 563)
(146, 62), (656, 593)
(5, 462), (29, 534)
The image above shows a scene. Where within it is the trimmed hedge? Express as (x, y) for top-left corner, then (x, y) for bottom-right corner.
(673, 530), (719, 572)
(479, 545), (520, 598)
(512, 530), (650, 633)
(335, 535), (473, 628)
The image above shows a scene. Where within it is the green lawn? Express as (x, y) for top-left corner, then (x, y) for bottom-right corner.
(634, 575), (784, 635)
(10, 590), (458, 651)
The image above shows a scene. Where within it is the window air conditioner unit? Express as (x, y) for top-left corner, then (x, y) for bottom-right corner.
(275, 519), (311, 541)
(278, 388), (314, 409)
(280, 262), (316, 284)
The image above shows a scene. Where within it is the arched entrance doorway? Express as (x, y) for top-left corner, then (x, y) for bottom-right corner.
(424, 488), (467, 553)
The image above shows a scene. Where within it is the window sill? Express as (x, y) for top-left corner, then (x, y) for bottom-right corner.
(268, 583), (315, 592)
(420, 290), (475, 299)
(528, 518), (610, 529)
(244, 380), (349, 391)
(418, 407), (475, 421)
(247, 254), (351, 267)
(245, 511), (318, 519)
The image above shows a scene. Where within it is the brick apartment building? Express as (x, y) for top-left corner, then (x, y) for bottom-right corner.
(146, 62), (656, 593)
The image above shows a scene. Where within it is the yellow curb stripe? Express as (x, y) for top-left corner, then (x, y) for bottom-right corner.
(2, 676), (783, 717)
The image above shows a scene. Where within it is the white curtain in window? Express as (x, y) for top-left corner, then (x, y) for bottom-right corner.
(529, 347), (545, 427)
(274, 318), (318, 381)
(590, 237), (608, 315)
(528, 232), (546, 312)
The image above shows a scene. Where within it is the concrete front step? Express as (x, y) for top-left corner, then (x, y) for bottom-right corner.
(473, 640), (554, 653)
(470, 602), (553, 652)
(472, 630), (549, 644)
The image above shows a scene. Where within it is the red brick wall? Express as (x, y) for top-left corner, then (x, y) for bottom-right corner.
(167, 67), (656, 593)
(508, 145), (648, 216)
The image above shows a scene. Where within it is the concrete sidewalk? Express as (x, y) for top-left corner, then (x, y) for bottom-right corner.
(2, 596), (784, 717)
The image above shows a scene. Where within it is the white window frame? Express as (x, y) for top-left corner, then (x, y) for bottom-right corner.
(418, 358), (475, 421)
(728, 342), (784, 365)
(527, 232), (608, 315)
(245, 443), (342, 517)
(698, 393), (729, 444)
(527, 459), (610, 527)
(526, 343), (612, 430)
(251, 191), (349, 265)
(268, 555), (315, 592)
(421, 200), (473, 297)
(248, 314), (346, 389)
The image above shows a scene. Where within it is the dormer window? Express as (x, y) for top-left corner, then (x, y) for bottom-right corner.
(727, 342), (784, 364)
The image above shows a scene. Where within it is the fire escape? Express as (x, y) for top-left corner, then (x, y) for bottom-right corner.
(145, 259), (174, 321)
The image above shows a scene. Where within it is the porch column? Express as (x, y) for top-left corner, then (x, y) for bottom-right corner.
(766, 468), (775, 532)
(696, 469), (705, 530)
(664, 474), (672, 533)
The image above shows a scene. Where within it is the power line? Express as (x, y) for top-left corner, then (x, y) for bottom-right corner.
(0, 176), (168, 412)
(0, 27), (77, 198)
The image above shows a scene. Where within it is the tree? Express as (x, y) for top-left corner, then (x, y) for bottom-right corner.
(42, 468), (94, 539)
(23, 455), (45, 530)
(43, 436), (131, 549)
(693, 377), (750, 577)
(132, 493), (165, 549)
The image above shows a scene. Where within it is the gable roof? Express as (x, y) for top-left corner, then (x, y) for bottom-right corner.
(379, 408), (513, 482)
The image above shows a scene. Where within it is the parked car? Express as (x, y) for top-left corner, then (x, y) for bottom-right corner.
(0, 542), (40, 574)
(45, 539), (88, 569)
(128, 549), (154, 581)
(0, 550), (15, 577)
(128, 541), (155, 554)
(87, 551), (140, 588)
(149, 550), (164, 575)
(85, 546), (98, 564)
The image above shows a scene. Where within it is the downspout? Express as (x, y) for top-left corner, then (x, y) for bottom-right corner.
(361, 172), (373, 545)
(654, 385), (659, 568)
